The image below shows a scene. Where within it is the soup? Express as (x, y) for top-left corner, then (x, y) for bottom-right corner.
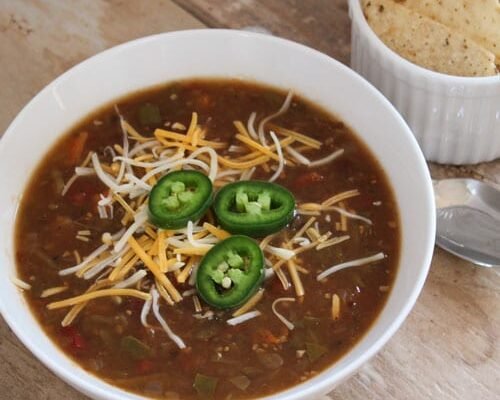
(15, 80), (399, 399)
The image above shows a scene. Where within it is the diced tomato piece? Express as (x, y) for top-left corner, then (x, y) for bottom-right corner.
(136, 359), (155, 374)
(125, 297), (145, 315)
(67, 190), (89, 206)
(293, 171), (324, 187)
(66, 131), (88, 166)
(267, 276), (285, 295)
(72, 332), (86, 349)
(253, 328), (286, 345)
(61, 326), (86, 350)
(176, 349), (199, 373)
(66, 178), (102, 208)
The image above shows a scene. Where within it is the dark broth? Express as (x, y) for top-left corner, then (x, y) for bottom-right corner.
(16, 79), (399, 399)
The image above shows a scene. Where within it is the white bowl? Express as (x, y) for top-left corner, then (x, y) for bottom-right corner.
(349, 0), (500, 165)
(0, 29), (435, 400)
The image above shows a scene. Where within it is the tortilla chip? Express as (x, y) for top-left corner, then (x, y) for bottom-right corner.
(363, 0), (498, 77)
(395, 0), (500, 61)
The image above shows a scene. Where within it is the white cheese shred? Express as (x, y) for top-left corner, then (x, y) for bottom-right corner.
(113, 208), (148, 253)
(83, 248), (126, 280)
(226, 310), (262, 326)
(140, 288), (153, 327)
(91, 153), (120, 192)
(247, 112), (259, 140)
(115, 114), (130, 184)
(272, 297), (295, 330)
(328, 206), (373, 225)
(317, 252), (386, 281)
(151, 289), (186, 349)
(265, 245), (295, 260)
(11, 276), (31, 290)
(59, 243), (109, 276)
(285, 146), (311, 165)
(61, 167), (96, 196)
(40, 286), (68, 298)
(61, 174), (79, 196)
(188, 146), (218, 182)
(241, 166), (256, 180)
(193, 310), (214, 320)
(113, 270), (147, 289)
(308, 148), (344, 168)
(268, 131), (284, 182)
(186, 221), (205, 248)
(258, 91), (293, 146)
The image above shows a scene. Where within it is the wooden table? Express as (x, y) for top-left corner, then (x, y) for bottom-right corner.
(0, 1), (498, 399)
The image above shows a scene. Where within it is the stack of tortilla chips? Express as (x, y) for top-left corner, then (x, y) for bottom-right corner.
(362, 0), (499, 77)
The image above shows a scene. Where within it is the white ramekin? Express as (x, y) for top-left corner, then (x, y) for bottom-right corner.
(348, 0), (500, 165)
(0, 29), (435, 400)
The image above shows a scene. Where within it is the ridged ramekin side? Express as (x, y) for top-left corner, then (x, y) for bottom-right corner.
(349, 0), (500, 165)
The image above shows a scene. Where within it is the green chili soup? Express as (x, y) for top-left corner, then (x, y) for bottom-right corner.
(15, 79), (400, 399)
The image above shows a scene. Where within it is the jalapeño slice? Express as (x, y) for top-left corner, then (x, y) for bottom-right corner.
(213, 180), (295, 237)
(196, 235), (264, 309)
(148, 170), (213, 229)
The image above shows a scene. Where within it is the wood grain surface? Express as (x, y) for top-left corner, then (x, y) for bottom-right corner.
(0, 1), (498, 399)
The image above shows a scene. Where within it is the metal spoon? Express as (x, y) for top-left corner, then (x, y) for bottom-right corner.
(433, 178), (500, 267)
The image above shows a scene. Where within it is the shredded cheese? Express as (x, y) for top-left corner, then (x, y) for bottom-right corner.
(327, 206), (373, 225)
(258, 90), (293, 146)
(265, 245), (295, 260)
(113, 270), (147, 289)
(322, 189), (360, 207)
(193, 295), (202, 313)
(202, 222), (230, 240)
(268, 124), (322, 149)
(308, 148), (344, 168)
(177, 257), (197, 284)
(140, 288), (153, 327)
(113, 209), (148, 253)
(151, 289), (186, 349)
(268, 131), (284, 182)
(227, 310), (262, 326)
(285, 146), (311, 165)
(247, 112), (259, 140)
(287, 259), (304, 297)
(128, 236), (182, 302)
(317, 252), (386, 281)
(59, 243), (109, 276)
(47, 288), (150, 309)
(272, 297), (295, 330)
(235, 134), (281, 162)
(218, 154), (270, 170)
(316, 235), (350, 250)
(40, 286), (68, 298)
(232, 288), (265, 317)
(12, 276), (31, 290)
(331, 293), (341, 320)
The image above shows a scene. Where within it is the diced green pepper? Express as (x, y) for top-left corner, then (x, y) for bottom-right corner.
(193, 373), (218, 399)
(305, 341), (327, 363)
(229, 375), (251, 391)
(138, 103), (162, 126)
(120, 335), (151, 360)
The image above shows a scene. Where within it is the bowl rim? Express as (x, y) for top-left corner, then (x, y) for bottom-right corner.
(348, 0), (499, 84)
(0, 28), (436, 400)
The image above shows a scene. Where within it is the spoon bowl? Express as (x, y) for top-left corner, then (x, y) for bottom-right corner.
(434, 179), (500, 267)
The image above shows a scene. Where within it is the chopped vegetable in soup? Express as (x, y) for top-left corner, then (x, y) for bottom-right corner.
(15, 80), (400, 399)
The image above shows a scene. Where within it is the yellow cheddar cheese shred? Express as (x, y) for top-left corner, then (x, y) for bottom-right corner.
(128, 236), (182, 302)
(48, 288), (150, 310)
